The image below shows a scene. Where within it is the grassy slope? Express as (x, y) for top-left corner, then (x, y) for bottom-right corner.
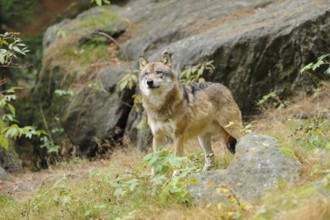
(0, 83), (329, 220)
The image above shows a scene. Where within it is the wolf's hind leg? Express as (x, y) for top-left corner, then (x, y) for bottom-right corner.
(198, 133), (214, 171)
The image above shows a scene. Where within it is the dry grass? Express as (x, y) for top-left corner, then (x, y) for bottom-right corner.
(1, 83), (329, 220)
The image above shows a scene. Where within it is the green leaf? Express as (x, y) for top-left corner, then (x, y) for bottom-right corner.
(326, 66), (330, 75)
(120, 80), (128, 91)
(128, 80), (133, 90)
(143, 152), (153, 162)
(131, 74), (138, 83)
(114, 187), (124, 197)
(198, 78), (205, 83)
(0, 53), (4, 64)
(12, 46), (22, 53)
(317, 54), (330, 61)
(4, 125), (19, 139)
(7, 103), (15, 116)
(0, 135), (9, 150)
(95, 0), (102, 6)
(103, 0), (111, 5)
(312, 60), (324, 71)
(300, 62), (313, 73)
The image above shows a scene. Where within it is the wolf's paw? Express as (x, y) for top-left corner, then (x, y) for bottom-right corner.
(202, 163), (214, 172)
(151, 167), (156, 176)
(172, 170), (181, 177)
(202, 153), (215, 171)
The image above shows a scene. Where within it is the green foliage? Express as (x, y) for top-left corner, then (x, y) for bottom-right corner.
(292, 111), (330, 150)
(117, 70), (139, 91)
(90, 0), (111, 6)
(0, 87), (46, 150)
(103, 149), (201, 204)
(180, 60), (215, 83)
(51, 26), (68, 38)
(257, 91), (288, 110)
(209, 185), (244, 220)
(40, 136), (60, 154)
(300, 54), (330, 76)
(0, 0), (37, 30)
(242, 123), (253, 133)
(252, 174), (330, 220)
(0, 32), (30, 66)
(54, 89), (76, 97)
(0, 32), (47, 151)
(279, 147), (298, 160)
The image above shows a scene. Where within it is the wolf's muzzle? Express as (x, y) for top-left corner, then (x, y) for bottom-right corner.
(147, 80), (154, 87)
(147, 80), (159, 89)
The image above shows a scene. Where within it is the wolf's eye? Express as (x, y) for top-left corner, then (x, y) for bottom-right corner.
(144, 72), (149, 76)
(156, 71), (163, 75)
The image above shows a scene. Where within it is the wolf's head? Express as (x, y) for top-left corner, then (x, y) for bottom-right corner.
(138, 52), (177, 96)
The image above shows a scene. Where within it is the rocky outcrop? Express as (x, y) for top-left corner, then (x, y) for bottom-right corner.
(0, 145), (22, 174)
(61, 66), (134, 156)
(188, 133), (300, 202)
(0, 167), (11, 181)
(32, 0), (330, 155)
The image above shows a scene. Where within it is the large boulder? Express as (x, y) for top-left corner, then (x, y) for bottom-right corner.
(0, 145), (22, 174)
(188, 133), (300, 202)
(31, 0), (329, 155)
(62, 66), (134, 156)
(124, 0), (330, 151)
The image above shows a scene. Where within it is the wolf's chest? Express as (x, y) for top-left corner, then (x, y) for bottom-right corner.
(150, 119), (176, 137)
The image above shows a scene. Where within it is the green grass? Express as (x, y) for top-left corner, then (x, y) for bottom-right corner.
(1, 85), (330, 220)
(251, 174), (330, 220)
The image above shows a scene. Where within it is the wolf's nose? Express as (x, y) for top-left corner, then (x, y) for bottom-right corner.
(147, 80), (154, 86)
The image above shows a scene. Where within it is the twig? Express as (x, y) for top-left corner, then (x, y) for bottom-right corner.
(95, 31), (129, 62)
(39, 105), (53, 141)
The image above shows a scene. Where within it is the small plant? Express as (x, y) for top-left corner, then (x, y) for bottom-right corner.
(0, 32), (29, 67)
(300, 54), (330, 76)
(95, 149), (202, 205)
(90, 0), (111, 6)
(211, 185), (244, 220)
(292, 111), (330, 150)
(0, 32), (49, 152)
(257, 91), (288, 110)
(54, 89), (76, 97)
(242, 123), (253, 133)
(51, 26), (67, 38)
(40, 136), (60, 154)
(180, 60), (215, 83)
(117, 70), (139, 91)
(0, 87), (47, 149)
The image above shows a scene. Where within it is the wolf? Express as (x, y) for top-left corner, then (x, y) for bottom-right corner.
(138, 52), (244, 171)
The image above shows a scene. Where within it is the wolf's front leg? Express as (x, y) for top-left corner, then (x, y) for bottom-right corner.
(151, 132), (165, 175)
(198, 133), (215, 171)
(174, 135), (184, 157)
(152, 132), (165, 153)
(172, 135), (185, 177)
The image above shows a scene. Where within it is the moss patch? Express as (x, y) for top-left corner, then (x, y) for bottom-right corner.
(251, 175), (330, 220)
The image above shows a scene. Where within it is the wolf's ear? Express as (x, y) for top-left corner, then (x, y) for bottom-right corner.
(159, 51), (172, 68)
(139, 56), (149, 69)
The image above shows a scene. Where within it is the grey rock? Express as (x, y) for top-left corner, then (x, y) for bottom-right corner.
(13, 181), (40, 192)
(188, 133), (300, 202)
(0, 145), (22, 173)
(43, 5), (128, 52)
(62, 65), (134, 156)
(124, 0), (330, 149)
(0, 167), (10, 181)
(125, 110), (152, 152)
(33, 0), (330, 155)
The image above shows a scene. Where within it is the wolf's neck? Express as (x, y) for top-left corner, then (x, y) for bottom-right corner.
(142, 83), (183, 113)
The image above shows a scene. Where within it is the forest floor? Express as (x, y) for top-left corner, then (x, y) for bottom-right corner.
(0, 82), (330, 220)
